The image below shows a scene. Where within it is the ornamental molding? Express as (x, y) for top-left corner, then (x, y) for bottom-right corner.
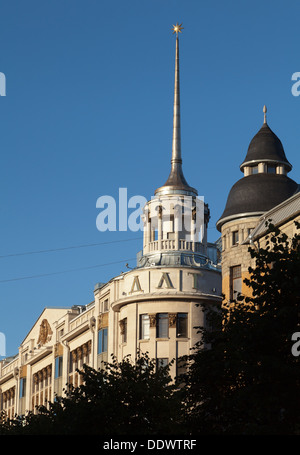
(168, 313), (177, 328)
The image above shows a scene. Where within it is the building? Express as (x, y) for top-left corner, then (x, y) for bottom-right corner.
(217, 106), (299, 301)
(0, 26), (222, 418)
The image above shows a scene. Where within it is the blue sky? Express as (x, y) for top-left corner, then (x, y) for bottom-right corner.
(0, 0), (299, 357)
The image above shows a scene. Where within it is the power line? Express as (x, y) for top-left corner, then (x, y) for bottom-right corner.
(0, 258), (137, 283)
(0, 230), (220, 260)
(0, 237), (143, 259)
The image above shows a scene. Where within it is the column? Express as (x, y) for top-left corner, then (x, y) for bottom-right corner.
(174, 206), (180, 250)
(158, 206), (162, 250)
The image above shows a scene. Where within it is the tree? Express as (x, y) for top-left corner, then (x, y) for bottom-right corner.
(0, 351), (183, 435)
(183, 222), (300, 435)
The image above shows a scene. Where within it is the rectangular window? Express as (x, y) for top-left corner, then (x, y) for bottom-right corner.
(103, 299), (109, 312)
(156, 313), (169, 338)
(230, 265), (242, 300)
(139, 314), (150, 340)
(176, 313), (188, 338)
(251, 165), (258, 174)
(268, 165), (276, 174)
(156, 358), (168, 370)
(122, 318), (127, 343)
(54, 356), (63, 379)
(232, 230), (239, 246)
(98, 328), (108, 354)
(176, 358), (188, 379)
(19, 378), (26, 398)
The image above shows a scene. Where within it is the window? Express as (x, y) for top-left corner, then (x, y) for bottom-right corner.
(176, 358), (188, 379)
(103, 299), (109, 312)
(156, 313), (169, 338)
(251, 165), (258, 174)
(267, 165), (276, 174)
(156, 358), (168, 370)
(54, 356), (63, 379)
(139, 314), (150, 340)
(176, 313), (188, 338)
(98, 328), (108, 354)
(232, 231), (239, 246)
(19, 378), (26, 398)
(230, 265), (242, 300)
(121, 318), (127, 343)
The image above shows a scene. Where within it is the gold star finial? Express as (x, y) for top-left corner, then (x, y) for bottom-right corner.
(172, 23), (184, 36)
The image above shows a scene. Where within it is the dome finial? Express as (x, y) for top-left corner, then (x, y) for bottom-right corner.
(263, 105), (267, 124)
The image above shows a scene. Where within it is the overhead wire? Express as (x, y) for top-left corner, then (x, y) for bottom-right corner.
(0, 237), (143, 259)
(0, 258), (137, 283)
(0, 237), (142, 283)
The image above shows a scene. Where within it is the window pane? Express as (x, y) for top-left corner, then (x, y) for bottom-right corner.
(268, 165), (276, 174)
(98, 330), (103, 354)
(177, 313), (188, 338)
(55, 356), (63, 378)
(156, 358), (168, 370)
(103, 328), (108, 352)
(103, 299), (109, 312)
(176, 358), (187, 377)
(157, 313), (169, 338)
(232, 265), (241, 279)
(123, 319), (127, 343)
(232, 231), (239, 246)
(140, 314), (150, 340)
(98, 328), (108, 354)
(19, 378), (26, 398)
(251, 166), (258, 174)
(230, 265), (242, 300)
(233, 278), (242, 297)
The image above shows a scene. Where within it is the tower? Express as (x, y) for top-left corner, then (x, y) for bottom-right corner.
(107, 24), (221, 378)
(217, 107), (299, 301)
(141, 24), (210, 266)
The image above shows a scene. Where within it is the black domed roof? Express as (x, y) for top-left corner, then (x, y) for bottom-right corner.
(240, 123), (292, 171)
(216, 173), (299, 231)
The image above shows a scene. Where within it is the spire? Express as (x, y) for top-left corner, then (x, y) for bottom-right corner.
(155, 24), (197, 197)
(171, 33), (181, 169)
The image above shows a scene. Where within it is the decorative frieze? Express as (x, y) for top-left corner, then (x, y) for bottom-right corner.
(71, 341), (91, 364)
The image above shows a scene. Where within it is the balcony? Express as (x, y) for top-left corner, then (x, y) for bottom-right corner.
(147, 239), (205, 254)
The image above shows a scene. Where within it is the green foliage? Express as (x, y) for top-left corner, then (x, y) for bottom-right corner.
(183, 221), (300, 434)
(1, 351), (183, 435)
